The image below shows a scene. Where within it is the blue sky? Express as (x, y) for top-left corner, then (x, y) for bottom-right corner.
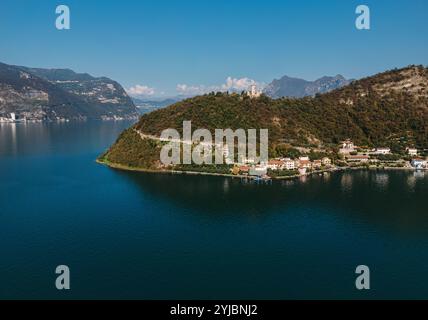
(1, 0), (427, 98)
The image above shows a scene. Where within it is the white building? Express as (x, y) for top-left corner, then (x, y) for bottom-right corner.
(283, 158), (295, 170)
(407, 148), (418, 156)
(247, 85), (262, 98)
(373, 147), (391, 155)
(339, 139), (356, 154)
(10, 113), (16, 121)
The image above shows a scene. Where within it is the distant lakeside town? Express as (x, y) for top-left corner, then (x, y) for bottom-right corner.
(0, 112), (136, 123)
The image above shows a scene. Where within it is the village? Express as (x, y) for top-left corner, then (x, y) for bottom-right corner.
(230, 139), (428, 181)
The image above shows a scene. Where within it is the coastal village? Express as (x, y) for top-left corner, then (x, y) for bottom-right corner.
(223, 87), (428, 180)
(230, 138), (428, 181)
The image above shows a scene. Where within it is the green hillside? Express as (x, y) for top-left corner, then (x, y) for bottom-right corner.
(101, 65), (428, 170)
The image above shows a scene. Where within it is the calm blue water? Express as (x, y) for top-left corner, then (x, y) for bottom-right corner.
(1, 121), (428, 299)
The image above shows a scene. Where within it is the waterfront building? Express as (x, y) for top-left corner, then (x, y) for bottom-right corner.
(249, 165), (268, 177)
(267, 159), (285, 170)
(411, 158), (427, 169)
(299, 159), (312, 169)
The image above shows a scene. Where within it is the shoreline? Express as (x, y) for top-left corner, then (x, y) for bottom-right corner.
(96, 159), (250, 179)
(0, 118), (139, 124)
(97, 159), (427, 181)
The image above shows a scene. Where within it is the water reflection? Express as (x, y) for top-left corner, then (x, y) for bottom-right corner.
(0, 121), (135, 157)
(407, 174), (417, 190)
(373, 172), (390, 190)
(414, 170), (426, 179)
(114, 169), (428, 235)
(340, 173), (353, 191)
(322, 171), (331, 181)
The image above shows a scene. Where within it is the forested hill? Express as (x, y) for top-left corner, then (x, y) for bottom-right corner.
(134, 65), (428, 150)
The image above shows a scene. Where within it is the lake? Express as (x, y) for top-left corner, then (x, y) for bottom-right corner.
(1, 121), (428, 299)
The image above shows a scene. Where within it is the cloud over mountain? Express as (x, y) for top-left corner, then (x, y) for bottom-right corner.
(127, 85), (156, 97)
(176, 77), (263, 96)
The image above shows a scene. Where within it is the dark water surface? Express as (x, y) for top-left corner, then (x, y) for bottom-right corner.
(1, 121), (428, 299)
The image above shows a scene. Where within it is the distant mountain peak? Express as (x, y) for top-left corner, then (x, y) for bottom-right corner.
(264, 74), (353, 98)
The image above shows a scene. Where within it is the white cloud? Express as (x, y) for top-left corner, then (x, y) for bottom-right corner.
(176, 84), (207, 96)
(127, 85), (156, 97)
(221, 77), (258, 91)
(176, 77), (264, 96)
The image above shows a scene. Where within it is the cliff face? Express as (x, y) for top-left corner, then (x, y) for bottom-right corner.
(0, 62), (139, 121)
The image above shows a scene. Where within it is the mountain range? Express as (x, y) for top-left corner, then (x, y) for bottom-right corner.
(0, 62), (138, 121)
(263, 74), (353, 98)
(132, 97), (179, 115)
(130, 74), (353, 114)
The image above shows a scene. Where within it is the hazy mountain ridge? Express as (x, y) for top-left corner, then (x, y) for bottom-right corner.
(263, 74), (353, 98)
(132, 97), (179, 114)
(0, 62), (139, 121)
